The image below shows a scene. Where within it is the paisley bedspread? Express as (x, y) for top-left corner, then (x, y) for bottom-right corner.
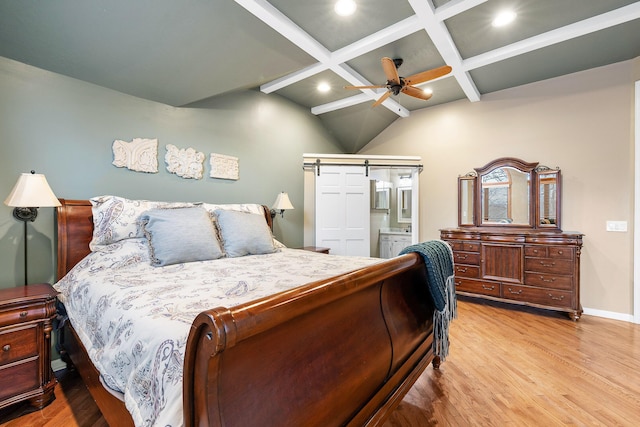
(54, 240), (380, 427)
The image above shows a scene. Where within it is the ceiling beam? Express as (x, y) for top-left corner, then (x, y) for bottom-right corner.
(407, 0), (481, 102)
(238, 0), (412, 117)
(261, 15), (423, 94)
(463, 2), (640, 71)
(434, 0), (488, 21)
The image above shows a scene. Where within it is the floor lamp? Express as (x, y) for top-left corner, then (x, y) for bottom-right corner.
(4, 171), (61, 286)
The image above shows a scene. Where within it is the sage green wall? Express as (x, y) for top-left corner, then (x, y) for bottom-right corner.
(0, 56), (344, 289)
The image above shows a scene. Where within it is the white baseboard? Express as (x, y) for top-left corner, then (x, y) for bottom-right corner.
(582, 307), (635, 323)
(51, 358), (67, 372)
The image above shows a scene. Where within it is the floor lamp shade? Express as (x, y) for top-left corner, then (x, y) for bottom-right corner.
(4, 172), (61, 211)
(4, 171), (61, 285)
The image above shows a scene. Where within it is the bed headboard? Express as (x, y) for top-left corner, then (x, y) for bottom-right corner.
(55, 199), (274, 280)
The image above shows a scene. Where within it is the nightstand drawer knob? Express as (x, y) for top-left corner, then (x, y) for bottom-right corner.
(2, 344), (10, 352)
(19, 311), (28, 318)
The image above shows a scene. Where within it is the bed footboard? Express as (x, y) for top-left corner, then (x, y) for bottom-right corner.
(184, 253), (435, 427)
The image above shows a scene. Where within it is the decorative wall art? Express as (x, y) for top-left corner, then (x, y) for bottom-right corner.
(165, 144), (205, 180)
(210, 153), (239, 180)
(112, 138), (158, 173)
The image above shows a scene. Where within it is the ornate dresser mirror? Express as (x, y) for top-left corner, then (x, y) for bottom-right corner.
(443, 157), (583, 321)
(458, 157), (562, 230)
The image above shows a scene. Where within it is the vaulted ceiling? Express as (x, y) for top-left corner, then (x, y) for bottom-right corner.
(1, 0), (639, 153)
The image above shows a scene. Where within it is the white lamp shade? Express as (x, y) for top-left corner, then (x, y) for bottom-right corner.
(4, 173), (61, 208)
(272, 192), (294, 211)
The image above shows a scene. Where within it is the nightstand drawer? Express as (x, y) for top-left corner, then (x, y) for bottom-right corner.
(0, 358), (40, 402)
(0, 305), (46, 329)
(0, 326), (38, 366)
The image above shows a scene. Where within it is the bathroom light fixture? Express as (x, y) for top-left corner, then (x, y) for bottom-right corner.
(334, 0), (356, 17)
(270, 192), (294, 219)
(4, 171), (61, 285)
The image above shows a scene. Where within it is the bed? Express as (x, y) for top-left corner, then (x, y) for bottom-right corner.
(54, 196), (450, 427)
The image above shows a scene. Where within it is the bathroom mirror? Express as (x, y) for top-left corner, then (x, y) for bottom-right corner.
(371, 180), (390, 210)
(397, 187), (412, 223)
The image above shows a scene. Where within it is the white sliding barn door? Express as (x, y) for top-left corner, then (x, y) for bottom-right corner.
(315, 165), (370, 256)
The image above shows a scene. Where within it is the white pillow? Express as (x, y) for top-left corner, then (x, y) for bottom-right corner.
(89, 195), (194, 250)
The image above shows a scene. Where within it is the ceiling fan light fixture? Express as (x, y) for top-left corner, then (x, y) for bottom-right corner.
(334, 0), (356, 17)
(423, 88), (433, 96)
(317, 82), (331, 93)
(492, 10), (517, 27)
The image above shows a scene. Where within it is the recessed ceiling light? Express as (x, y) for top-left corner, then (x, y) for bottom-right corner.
(334, 0), (357, 17)
(317, 82), (331, 93)
(492, 10), (517, 27)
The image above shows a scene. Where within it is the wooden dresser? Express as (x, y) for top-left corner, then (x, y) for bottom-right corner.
(448, 157), (584, 320)
(441, 228), (583, 320)
(0, 283), (58, 410)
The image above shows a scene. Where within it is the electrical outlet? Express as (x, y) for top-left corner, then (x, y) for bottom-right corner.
(606, 221), (627, 232)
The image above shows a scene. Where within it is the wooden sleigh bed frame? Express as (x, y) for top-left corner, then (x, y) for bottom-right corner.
(55, 198), (440, 426)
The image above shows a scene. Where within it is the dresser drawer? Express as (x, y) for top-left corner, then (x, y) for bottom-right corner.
(453, 251), (480, 265)
(0, 358), (40, 402)
(525, 257), (574, 275)
(524, 272), (573, 290)
(455, 278), (500, 297)
(454, 264), (480, 278)
(524, 246), (574, 259)
(0, 326), (38, 366)
(502, 285), (573, 308)
(448, 241), (480, 253)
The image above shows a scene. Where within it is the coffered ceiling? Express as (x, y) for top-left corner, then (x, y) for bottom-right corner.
(1, 0), (639, 152)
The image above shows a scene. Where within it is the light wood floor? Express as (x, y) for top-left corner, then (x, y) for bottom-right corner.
(1, 298), (639, 426)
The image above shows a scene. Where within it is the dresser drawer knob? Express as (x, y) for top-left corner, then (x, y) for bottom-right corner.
(507, 288), (522, 295)
(456, 254), (468, 260)
(539, 276), (556, 283)
(482, 284), (495, 290)
(548, 294), (565, 301)
(539, 261), (556, 268)
(19, 311), (28, 318)
(457, 267), (467, 273)
(2, 344), (10, 352)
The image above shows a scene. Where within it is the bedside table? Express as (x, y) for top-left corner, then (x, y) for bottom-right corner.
(0, 283), (58, 410)
(297, 246), (330, 254)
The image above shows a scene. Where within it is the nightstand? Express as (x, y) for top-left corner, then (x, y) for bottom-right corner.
(297, 246), (330, 254)
(0, 283), (58, 410)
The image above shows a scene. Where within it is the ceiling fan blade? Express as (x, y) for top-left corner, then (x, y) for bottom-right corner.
(404, 65), (452, 86)
(344, 85), (387, 90)
(381, 57), (400, 85)
(402, 85), (433, 101)
(372, 90), (392, 107)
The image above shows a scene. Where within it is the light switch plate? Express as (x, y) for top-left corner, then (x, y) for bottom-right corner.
(606, 221), (627, 232)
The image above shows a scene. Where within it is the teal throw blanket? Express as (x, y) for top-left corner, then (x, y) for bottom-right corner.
(399, 240), (457, 361)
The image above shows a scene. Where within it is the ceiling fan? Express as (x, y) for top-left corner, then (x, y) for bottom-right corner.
(345, 57), (452, 107)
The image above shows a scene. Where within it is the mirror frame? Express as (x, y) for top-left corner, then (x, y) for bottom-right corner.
(458, 157), (562, 231)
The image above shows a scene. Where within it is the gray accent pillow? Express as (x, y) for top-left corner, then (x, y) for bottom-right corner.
(215, 210), (277, 257)
(140, 207), (224, 266)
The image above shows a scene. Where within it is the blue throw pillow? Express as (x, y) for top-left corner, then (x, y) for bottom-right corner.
(140, 207), (224, 266)
(215, 210), (277, 257)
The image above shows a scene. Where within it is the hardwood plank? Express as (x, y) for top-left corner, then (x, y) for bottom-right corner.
(1, 299), (638, 426)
